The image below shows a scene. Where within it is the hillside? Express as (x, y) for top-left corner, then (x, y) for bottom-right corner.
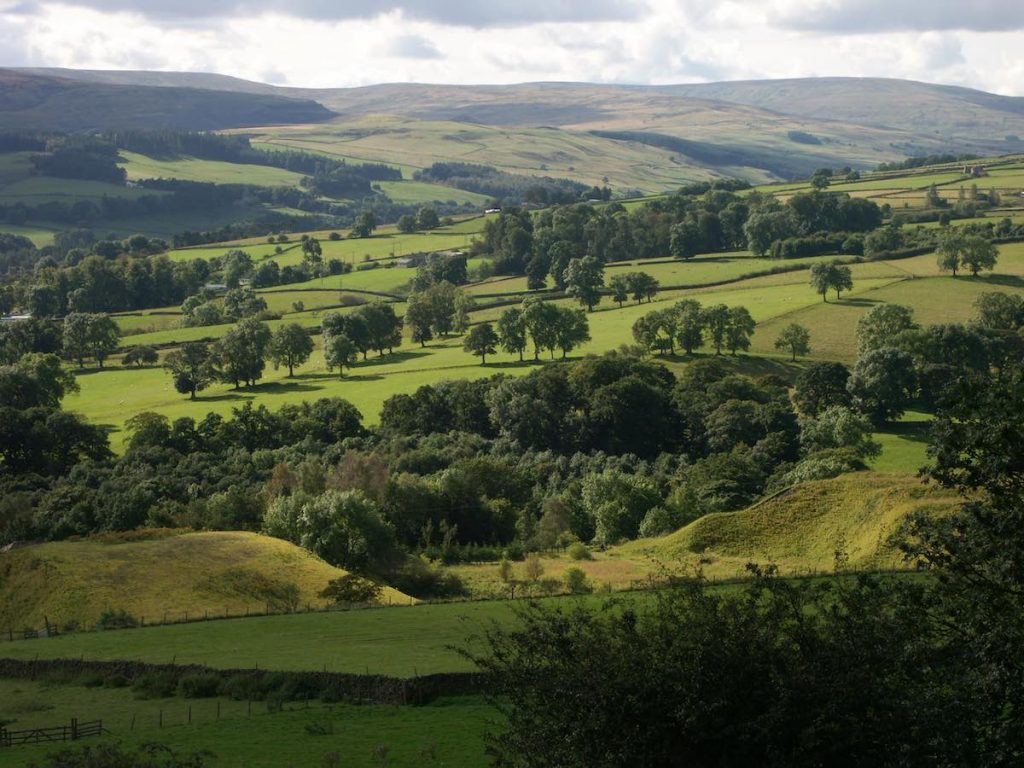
(625, 473), (962, 578)
(0, 69), (334, 131)
(0, 531), (412, 631)
(661, 78), (1024, 148)
(10, 69), (1024, 187)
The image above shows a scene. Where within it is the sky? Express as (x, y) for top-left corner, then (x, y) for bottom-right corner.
(0, 0), (1022, 95)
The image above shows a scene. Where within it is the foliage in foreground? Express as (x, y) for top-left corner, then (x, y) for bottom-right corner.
(471, 360), (1024, 767)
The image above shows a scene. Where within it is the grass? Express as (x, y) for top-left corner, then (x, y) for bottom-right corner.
(0, 679), (493, 768)
(627, 472), (961, 579)
(0, 531), (412, 632)
(375, 179), (490, 206)
(0, 596), (508, 676)
(118, 151), (307, 187)
(79, 244), (1019, 446)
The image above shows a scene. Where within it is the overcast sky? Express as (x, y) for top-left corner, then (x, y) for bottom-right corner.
(1, 0), (1022, 94)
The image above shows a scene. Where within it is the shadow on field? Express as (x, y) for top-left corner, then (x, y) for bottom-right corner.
(837, 297), (883, 307)
(978, 274), (1024, 288)
(356, 350), (431, 368)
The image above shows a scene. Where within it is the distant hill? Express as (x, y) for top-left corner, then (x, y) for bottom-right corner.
(626, 473), (961, 578)
(659, 77), (1024, 148)
(6, 68), (1024, 185)
(0, 531), (412, 630)
(0, 69), (334, 131)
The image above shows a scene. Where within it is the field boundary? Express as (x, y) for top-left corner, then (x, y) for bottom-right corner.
(0, 658), (485, 704)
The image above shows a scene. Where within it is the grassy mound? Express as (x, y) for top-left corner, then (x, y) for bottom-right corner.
(0, 531), (412, 631)
(626, 473), (961, 579)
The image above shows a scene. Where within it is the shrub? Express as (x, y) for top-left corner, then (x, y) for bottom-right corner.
(178, 672), (222, 699)
(102, 673), (130, 689)
(319, 574), (382, 606)
(220, 673), (263, 701)
(96, 609), (139, 630)
(132, 672), (177, 699)
(567, 542), (593, 561)
(564, 567), (593, 594)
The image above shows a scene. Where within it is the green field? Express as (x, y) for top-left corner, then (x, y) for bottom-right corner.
(0, 679), (492, 768)
(73, 241), (1024, 452)
(375, 179), (490, 206)
(118, 151), (307, 187)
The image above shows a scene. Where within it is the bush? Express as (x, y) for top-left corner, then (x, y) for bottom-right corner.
(319, 574), (383, 606)
(96, 609), (139, 630)
(132, 672), (177, 699)
(389, 557), (467, 599)
(220, 673), (263, 701)
(567, 542), (593, 561)
(102, 673), (130, 689)
(564, 567), (593, 594)
(178, 672), (222, 698)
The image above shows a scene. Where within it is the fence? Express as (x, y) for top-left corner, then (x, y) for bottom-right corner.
(0, 718), (105, 748)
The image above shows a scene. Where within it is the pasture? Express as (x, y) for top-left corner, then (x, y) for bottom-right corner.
(0, 679), (492, 768)
(73, 241), (1024, 455)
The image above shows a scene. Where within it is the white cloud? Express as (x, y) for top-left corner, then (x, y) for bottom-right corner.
(0, 0), (1020, 95)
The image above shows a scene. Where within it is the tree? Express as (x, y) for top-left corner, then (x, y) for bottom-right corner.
(701, 304), (730, 355)
(122, 345), (158, 367)
(627, 272), (659, 304)
(553, 308), (591, 359)
(223, 287), (267, 321)
(467, 568), (962, 767)
(936, 231), (964, 276)
(61, 312), (91, 368)
(164, 342), (215, 400)
(0, 352), (78, 409)
(415, 206), (440, 230)
(799, 405), (881, 459)
(847, 347), (917, 424)
(292, 490), (397, 573)
(724, 306), (755, 356)
(563, 256), (604, 312)
(856, 304), (916, 355)
(214, 317), (271, 388)
(324, 332), (358, 378)
(464, 322), (499, 364)
(523, 554), (544, 583)
(404, 293), (435, 347)
(793, 361), (851, 416)
(522, 298), (560, 361)
(830, 262), (854, 300)
(350, 210), (377, 239)
(497, 308), (528, 361)
(397, 214), (417, 234)
(319, 574), (382, 606)
(301, 237), (323, 275)
(67, 314), (119, 369)
(609, 274), (629, 307)
(960, 235), (998, 277)
(774, 323), (811, 361)
(356, 302), (402, 355)
(268, 323), (314, 377)
(674, 300), (704, 355)
(901, 364), (1024, 760)
(453, 291), (474, 334)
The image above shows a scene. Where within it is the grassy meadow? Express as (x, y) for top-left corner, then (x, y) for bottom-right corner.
(0, 679), (493, 768)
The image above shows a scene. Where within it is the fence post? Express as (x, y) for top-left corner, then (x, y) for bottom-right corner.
(70, 718), (78, 741)
(188, 705), (192, 724)
(159, 710), (163, 729)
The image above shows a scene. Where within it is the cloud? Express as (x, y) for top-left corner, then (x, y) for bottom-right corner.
(773, 0), (1024, 33)
(383, 33), (442, 59)
(6, 0), (647, 27)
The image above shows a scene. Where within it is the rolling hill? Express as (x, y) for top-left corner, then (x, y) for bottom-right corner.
(0, 69), (334, 131)
(626, 473), (962, 578)
(0, 531), (412, 631)
(7, 69), (1024, 187)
